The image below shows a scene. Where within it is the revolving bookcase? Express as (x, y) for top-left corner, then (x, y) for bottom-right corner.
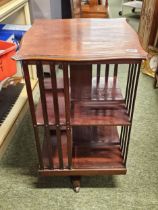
(14, 18), (146, 192)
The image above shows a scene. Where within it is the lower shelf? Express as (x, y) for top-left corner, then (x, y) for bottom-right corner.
(39, 167), (127, 176)
(41, 126), (126, 176)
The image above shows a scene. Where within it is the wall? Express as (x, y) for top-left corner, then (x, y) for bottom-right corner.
(50, 0), (62, 18)
(29, 0), (62, 21)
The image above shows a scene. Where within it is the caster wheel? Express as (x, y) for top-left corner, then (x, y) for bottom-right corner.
(119, 11), (122, 16)
(132, 8), (135, 13)
(73, 186), (80, 193)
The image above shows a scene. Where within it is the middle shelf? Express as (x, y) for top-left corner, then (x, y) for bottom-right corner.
(36, 77), (130, 126)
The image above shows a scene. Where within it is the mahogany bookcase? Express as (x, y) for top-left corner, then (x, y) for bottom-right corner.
(14, 18), (146, 192)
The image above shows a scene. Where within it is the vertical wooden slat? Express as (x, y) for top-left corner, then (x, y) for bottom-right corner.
(113, 63), (118, 88)
(96, 64), (101, 86)
(128, 63), (141, 121)
(126, 64), (136, 112)
(123, 63), (141, 165)
(122, 126), (128, 158)
(114, 64), (118, 77)
(127, 64), (137, 112)
(120, 126), (125, 149)
(22, 61), (44, 169)
(36, 61), (54, 169)
(63, 63), (72, 169)
(125, 64), (132, 103)
(105, 64), (109, 87)
(50, 62), (64, 169)
(123, 126), (132, 166)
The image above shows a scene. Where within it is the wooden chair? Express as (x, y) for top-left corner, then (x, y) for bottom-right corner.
(71, 0), (109, 18)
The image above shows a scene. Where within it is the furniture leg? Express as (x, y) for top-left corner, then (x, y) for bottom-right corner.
(70, 176), (81, 193)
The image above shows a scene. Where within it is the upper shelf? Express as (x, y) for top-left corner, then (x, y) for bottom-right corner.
(14, 18), (147, 62)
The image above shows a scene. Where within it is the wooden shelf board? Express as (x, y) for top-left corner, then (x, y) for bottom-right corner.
(39, 167), (127, 176)
(72, 126), (124, 169)
(72, 126), (120, 147)
(14, 18), (147, 61)
(36, 94), (130, 126)
(73, 145), (124, 169)
(41, 126), (125, 174)
(36, 77), (130, 126)
(71, 102), (130, 126)
(71, 77), (124, 101)
(44, 77), (123, 101)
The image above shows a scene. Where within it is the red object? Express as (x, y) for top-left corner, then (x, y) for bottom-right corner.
(0, 41), (17, 81)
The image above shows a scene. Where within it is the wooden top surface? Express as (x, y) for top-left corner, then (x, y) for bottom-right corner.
(14, 18), (147, 62)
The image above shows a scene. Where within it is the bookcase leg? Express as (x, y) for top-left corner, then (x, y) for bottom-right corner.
(70, 176), (81, 193)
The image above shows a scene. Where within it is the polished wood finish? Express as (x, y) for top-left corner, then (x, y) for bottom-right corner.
(39, 168), (127, 176)
(15, 19), (147, 62)
(42, 126), (125, 171)
(35, 78), (130, 126)
(16, 19), (146, 190)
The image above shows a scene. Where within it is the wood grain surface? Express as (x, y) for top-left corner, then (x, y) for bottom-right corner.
(15, 18), (147, 62)
(36, 77), (130, 126)
(42, 127), (125, 171)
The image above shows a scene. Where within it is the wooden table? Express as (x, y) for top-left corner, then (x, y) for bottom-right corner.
(14, 18), (146, 192)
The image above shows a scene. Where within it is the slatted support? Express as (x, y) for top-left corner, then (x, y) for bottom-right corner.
(63, 63), (72, 169)
(121, 62), (141, 165)
(22, 61), (44, 169)
(125, 64), (132, 103)
(96, 64), (101, 86)
(105, 64), (109, 87)
(36, 61), (54, 169)
(126, 64), (136, 113)
(128, 63), (141, 121)
(50, 62), (64, 169)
